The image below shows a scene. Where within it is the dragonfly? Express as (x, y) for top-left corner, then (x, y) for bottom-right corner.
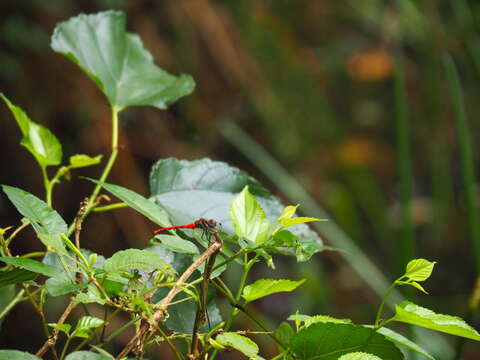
(153, 218), (220, 329)
(153, 218), (218, 238)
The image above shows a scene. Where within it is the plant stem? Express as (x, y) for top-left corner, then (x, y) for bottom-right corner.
(92, 202), (128, 212)
(0, 289), (25, 321)
(116, 235), (223, 360)
(5, 220), (30, 248)
(210, 254), (258, 360)
(444, 54), (480, 271)
(60, 336), (73, 360)
(374, 282), (397, 329)
(67, 107), (120, 237)
(394, 55), (415, 272)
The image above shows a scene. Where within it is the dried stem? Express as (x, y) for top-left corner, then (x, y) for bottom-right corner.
(36, 300), (77, 357)
(116, 233), (223, 360)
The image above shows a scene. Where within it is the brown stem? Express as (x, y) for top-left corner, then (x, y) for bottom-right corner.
(36, 300), (77, 357)
(116, 233), (223, 360)
(190, 234), (221, 358)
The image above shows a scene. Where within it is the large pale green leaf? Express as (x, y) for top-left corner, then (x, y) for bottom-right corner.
(51, 11), (194, 111)
(393, 301), (480, 341)
(216, 332), (264, 360)
(403, 259), (436, 282)
(103, 249), (170, 273)
(65, 351), (112, 360)
(373, 327), (435, 360)
(289, 323), (403, 360)
(2, 185), (67, 252)
(87, 179), (171, 227)
(149, 158), (322, 252)
(0, 350), (41, 360)
(0, 256), (62, 278)
(0, 269), (37, 287)
(0, 94), (62, 168)
(242, 278), (306, 303)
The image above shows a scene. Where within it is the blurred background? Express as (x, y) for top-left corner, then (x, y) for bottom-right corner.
(1, 0), (480, 358)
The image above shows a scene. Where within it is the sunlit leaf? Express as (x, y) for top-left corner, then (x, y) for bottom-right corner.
(229, 186), (270, 244)
(372, 327), (435, 360)
(403, 259), (436, 282)
(51, 11), (194, 111)
(338, 353), (383, 360)
(393, 301), (480, 341)
(242, 278), (306, 303)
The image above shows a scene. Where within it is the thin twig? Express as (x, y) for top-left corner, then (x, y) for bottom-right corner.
(116, 233), (223, 359)
(36, 300), (77, 357)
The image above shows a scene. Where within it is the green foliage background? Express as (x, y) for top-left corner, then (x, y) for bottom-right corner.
(1, 0), (480, 358)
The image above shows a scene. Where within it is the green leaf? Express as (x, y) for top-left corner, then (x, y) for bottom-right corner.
(275, 322), (295, 348)
(149, 158), (321, 244)
(374, 327), (435, 360)
(229, 186), (271, 244)
(65, 351), (112, 360)
(403, 259), (436, 282)
(73, 284), (106, 305)
(69, 154), (102, 169)
(280, 217), (324, 228)
(242, 278), (306, 303)
(216, 332), (265, 360)
(51, 11), (194, 111)
(0, 269), (37, 287)
(0, 94), (62, 168)
(73, 316), (105, 338)
(400, 280), (428, 294)
(87, 179), (171, 228)
(103, 249), (171, 273)
(2, 185), (67, 253)
(0, 350), (42, 360)
(278, 205), (300, 221)
(304, 315), (352, 327)
(338, 353), (383, 360)
(45, 274), (87, 296)
(289, 323), (403, 360)
(153, 235), (199, 254)
(393, 301), (480, 341)
(48, 323), (71, 335)
(0, 256), (62, 277)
